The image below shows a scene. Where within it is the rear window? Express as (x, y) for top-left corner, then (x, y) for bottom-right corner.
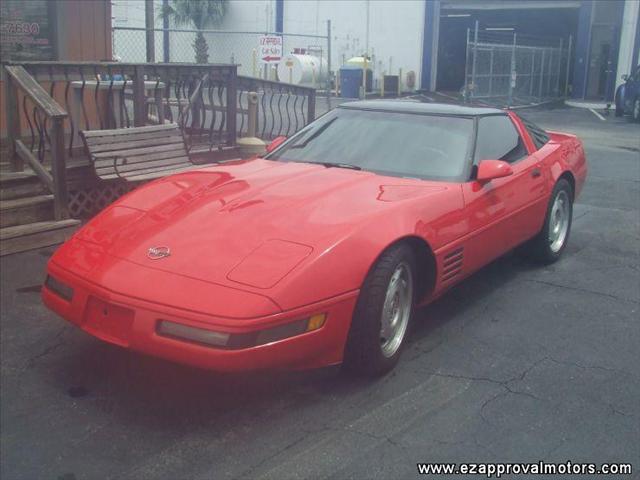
(267, 108), (474, 181)
(519, 115), (550, 150)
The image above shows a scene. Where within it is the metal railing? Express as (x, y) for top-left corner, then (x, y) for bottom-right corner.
(464, 26), (572, 106)
(237, 76), (315, 140)
(3, 61), (319, 218)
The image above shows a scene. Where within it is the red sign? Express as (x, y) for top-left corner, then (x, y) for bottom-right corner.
(259, 35), (283, 64)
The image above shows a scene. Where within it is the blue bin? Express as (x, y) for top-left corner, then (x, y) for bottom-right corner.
(340, 66), (372, 98)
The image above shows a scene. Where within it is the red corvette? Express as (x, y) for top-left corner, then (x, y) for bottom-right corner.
(43, 101), (587, 376)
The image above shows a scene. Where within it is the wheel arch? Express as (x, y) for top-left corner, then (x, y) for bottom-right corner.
(369, 235), (437, 304)
(558, 170), (576, 200)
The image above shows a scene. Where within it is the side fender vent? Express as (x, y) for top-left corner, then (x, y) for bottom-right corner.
(442, 247), (464, 282)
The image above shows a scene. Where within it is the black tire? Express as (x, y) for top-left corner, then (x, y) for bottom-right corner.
(343, 243), (416, 377)
(632, 98), (640, 123)
(615, 104), (623, 117)
(524, 179), (573, 264)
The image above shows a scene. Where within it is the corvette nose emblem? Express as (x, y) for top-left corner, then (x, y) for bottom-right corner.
(147, 246), (171, 260)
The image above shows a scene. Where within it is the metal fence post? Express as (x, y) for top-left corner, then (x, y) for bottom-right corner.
(564, 35), (573, 97)
(488, 48), (494, 97)
(464, 28), (470, 103)
(538, 48), (545, 101)
(145, 0), (155, 63)
(307, 88), (316, 123)
(555, 38), (563, 96)
(162, 0), (170, 62)
(327, 20), (332, 110)
(471, 20), (479, 101)
(508, 33), (516, 107)
(529, 50), (535, 97)
(546, 46), (552, 96)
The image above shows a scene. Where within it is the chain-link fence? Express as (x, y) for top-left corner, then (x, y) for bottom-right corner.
(113, 27), (330, 83)
(464, 26), (572, 106)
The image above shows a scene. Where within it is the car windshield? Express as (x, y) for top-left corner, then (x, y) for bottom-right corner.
(266, 108), (474, 181)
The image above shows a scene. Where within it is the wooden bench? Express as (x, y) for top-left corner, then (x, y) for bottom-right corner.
(81, 123), (200, 182)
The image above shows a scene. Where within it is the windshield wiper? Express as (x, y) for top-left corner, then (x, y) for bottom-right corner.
(319, 162), (362, 170)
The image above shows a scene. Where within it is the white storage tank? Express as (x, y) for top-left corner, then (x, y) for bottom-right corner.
(277, 54), (328, 86)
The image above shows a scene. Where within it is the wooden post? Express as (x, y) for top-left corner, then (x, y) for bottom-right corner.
(132, 65), (146, 126)
(225, 68), (237, 146)
(307, 88), (316, 123)
(4, 73), (23, 171)
(155, 88), (165, 124)
(50, 117), (69, 220)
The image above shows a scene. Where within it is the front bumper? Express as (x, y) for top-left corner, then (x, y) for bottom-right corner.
(43, 262), (358, 372)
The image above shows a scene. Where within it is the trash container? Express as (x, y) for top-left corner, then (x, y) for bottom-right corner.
(340, 65), (372, 98)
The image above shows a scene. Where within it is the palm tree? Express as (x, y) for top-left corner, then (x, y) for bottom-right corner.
(161, 0), (228, 63)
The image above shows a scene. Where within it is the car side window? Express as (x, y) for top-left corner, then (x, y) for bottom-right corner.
(474, 115), (528, 164)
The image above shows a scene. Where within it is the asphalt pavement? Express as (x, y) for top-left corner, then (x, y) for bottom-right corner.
(1, 105), (639, 480)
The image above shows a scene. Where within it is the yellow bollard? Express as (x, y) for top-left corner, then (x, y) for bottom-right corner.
(380, 73), (385, 98)
(252, 49), (257, 77)
(335, 71), (340, 97)
(398, 68), (402, 97)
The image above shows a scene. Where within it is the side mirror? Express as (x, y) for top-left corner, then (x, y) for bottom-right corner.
(621, 74), (629, 81)
(476, 160), (513, 183)
(265, 135), (287, 153)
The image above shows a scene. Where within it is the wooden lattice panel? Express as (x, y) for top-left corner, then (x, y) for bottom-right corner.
(68, 181), (138, 218)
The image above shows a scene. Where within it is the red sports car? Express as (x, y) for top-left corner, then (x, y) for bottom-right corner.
(43, 101), (587, 376)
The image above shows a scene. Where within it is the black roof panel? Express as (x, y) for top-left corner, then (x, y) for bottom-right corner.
(338, 99), (504, 116)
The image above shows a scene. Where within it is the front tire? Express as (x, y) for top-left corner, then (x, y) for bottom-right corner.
(343, 244), (416, 377)
(525, 179), (573, 264)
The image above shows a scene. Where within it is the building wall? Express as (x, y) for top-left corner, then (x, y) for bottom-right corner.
(1, 0), (112, 138)
(283, 0), (425, 82)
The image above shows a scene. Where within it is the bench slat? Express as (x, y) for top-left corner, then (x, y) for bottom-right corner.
(91, 142), (188, 160)
(88, 135), (184, 154)
(98, 157), (191, 175)
(82, 123), (179, 138)
(85, 128), (182, 147)
(99, 164), (199, 181)
(93, 147), (186, 169)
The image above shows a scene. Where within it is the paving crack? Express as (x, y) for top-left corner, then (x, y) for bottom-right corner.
(522, 278), (639, 304)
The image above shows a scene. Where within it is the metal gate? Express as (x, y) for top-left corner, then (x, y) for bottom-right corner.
(464, 23), (572, 106)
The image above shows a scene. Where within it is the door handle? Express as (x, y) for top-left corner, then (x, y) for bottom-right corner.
(531, 168), (541, 178)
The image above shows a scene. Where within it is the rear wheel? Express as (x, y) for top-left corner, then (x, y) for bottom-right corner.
(633, 98), (640, 123)
(523, 179), (573, 264)
(343, 244), (415, 377)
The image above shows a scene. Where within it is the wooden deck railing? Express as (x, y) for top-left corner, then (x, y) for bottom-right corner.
(4, 65), (69, 220)
(3, 61), (318, 219)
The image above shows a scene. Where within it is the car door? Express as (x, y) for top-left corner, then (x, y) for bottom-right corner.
(461, 114), (548, 272)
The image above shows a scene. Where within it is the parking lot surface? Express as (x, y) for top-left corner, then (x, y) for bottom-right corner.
(1, 105), (638, 480)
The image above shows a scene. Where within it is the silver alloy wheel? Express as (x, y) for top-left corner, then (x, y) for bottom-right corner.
(380, 262), (413, 358)
(548, 190), (571, 253)
(634, 99), (640, 120)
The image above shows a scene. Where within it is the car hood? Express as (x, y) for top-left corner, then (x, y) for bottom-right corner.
(73, 158), (449, 292)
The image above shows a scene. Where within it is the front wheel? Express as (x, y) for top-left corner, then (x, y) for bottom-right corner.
(632, 98), (640, 123)
(524, 179), (573, 264)
(343, 244), (416, 377)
